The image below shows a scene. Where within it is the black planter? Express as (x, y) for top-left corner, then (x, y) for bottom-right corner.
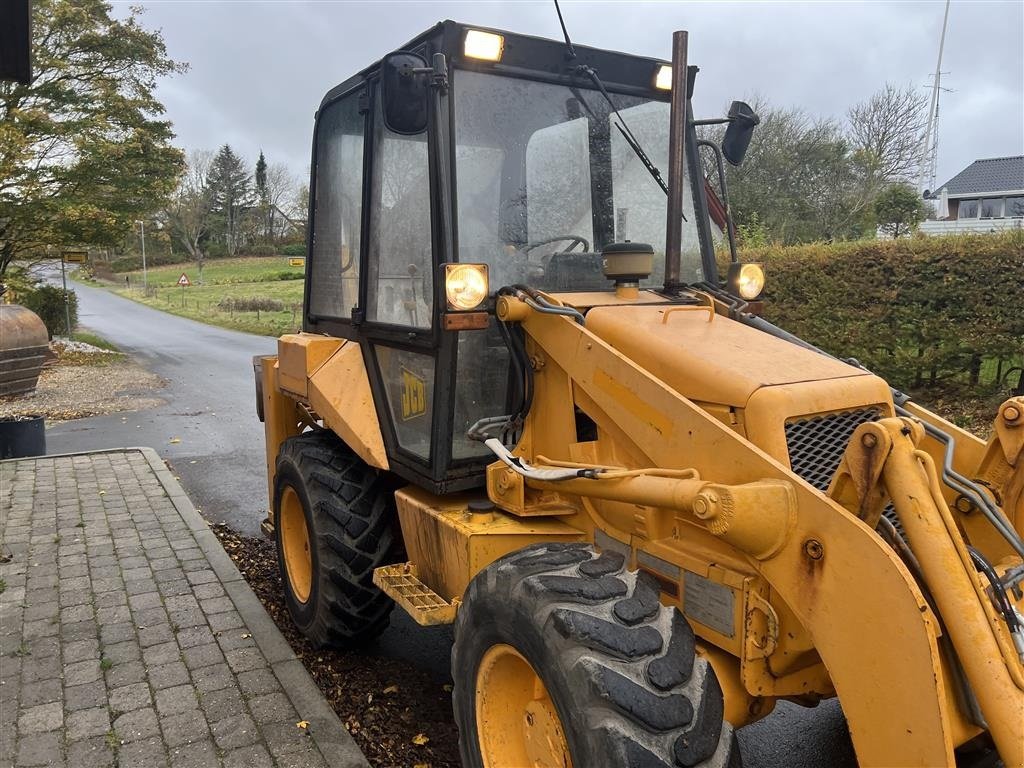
(0, 415), (46, 459)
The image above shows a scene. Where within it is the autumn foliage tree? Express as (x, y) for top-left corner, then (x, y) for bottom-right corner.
(0, 0), (185, 276)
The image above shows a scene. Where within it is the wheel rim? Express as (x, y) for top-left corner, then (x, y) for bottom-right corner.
(279, 485), (312, 604)
(475, 643), (573, 768)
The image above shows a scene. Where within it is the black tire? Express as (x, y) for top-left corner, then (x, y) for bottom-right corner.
(273, 431), (402, 648)
(452, 542), (741, 768)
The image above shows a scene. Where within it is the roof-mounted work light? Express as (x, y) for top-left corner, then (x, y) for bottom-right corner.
(464, 30), (504, 62)
(655, 65), (673, 90)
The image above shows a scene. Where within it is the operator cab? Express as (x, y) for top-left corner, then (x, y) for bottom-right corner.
(303, 20), (729, 492)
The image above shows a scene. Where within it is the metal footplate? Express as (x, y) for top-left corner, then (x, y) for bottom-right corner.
(373, 562), (460, 626)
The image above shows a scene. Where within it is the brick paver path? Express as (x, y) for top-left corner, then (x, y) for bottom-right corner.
(0, 449), (365, 768)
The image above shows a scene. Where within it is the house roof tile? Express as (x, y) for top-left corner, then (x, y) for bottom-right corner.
(934, 155), (1024, 197)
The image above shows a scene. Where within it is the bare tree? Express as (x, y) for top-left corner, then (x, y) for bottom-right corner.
(265, 162), (299, 241)
(164, 149), (214, 281)
(847, 83), (928, 186)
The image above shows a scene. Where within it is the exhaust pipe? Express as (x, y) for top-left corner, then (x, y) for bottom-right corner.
(663, 30), (689, 294)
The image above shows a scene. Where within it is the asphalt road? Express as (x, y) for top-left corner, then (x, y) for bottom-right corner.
(48, 274), (858, 767)
(46, 275), (276, 535)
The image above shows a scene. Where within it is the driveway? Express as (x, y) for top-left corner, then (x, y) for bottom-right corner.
(45, 275), (275, 536)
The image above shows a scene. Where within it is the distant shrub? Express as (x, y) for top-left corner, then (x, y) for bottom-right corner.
(110, 252), (185, 272)
(217, 297), (285, 312)
(245, 244), (278, 257)
(20, 284), (78, 338)
(280, 243), (306, 257)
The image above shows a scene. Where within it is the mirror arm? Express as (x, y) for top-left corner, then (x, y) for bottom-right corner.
(400, 56), (449, 93)
(697, 139), (738, 264)
(691, 117), (732, 127)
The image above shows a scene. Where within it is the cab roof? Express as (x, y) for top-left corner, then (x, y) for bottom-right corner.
(320, 19), (681, 109)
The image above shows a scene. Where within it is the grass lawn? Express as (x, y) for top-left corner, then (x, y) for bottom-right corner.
(103, 256), (306, 337)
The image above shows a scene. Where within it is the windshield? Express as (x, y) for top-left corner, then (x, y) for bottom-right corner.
(453, 69), (705, 291)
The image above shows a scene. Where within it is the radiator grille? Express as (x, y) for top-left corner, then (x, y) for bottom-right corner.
(784, 408), (882, 491)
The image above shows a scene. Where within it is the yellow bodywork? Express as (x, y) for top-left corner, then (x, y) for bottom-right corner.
(267, 293), (1024, 767)
(261, 334), (387, 525)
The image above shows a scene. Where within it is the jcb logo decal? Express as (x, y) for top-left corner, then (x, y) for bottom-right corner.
(401, 368), (427, 420)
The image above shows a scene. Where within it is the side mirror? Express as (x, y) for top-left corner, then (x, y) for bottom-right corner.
(381, 51), (429, 135)
(722, 101), (760, 166)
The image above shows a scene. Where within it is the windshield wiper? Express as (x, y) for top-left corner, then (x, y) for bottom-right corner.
(553, 0), (682, 219)
(573, 64), (684, 219)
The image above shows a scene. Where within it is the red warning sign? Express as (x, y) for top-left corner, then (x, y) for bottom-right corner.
(177, 273), (191, 287)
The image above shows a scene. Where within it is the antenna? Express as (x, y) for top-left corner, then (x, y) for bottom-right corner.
(918, 0), (951, 197)
(925, 75), (954, 196)
(553, 0), (577, 60)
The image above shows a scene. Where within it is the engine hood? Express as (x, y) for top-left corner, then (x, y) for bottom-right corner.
(585, 304), (869, 408)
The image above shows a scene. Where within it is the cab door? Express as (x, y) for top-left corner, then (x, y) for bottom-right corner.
(360, 75), (451, 485)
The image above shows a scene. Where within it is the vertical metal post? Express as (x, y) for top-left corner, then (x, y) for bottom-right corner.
(138, 220), (148, 290)
(663, 30), (689, 293)
(59, 254), (71, 337)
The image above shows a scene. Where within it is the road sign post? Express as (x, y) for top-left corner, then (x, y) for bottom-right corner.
(58, 250), (88, 337)
(178, 272), (191, 308)
(60, 255), (71, 338)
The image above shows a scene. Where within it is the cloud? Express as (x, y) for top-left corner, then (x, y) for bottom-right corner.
(127, 0), (1023, 187)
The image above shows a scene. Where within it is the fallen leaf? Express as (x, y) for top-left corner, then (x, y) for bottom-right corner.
(296, 720), (309, 730)
(383, 685), (399, 694)
(98, 490), (106, 495)
(240, 633), (251, 639)
(169, 437), (181, 444)
(412, 733), (430, 746)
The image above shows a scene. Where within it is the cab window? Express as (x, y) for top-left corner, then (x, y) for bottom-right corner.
(365, 93), (433, 328)
(309, 91), (364, 319)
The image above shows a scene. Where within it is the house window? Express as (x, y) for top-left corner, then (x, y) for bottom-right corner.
(980, 198), (1003, 218)
(1006, 196), (1024, 218)
(958, 199), (979, 219)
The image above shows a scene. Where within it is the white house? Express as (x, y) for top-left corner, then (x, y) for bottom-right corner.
(921, 155), (1024, 235)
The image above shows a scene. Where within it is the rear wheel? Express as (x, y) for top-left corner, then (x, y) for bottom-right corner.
(452, 542), (741, 768)
(273, 431), (401, 647)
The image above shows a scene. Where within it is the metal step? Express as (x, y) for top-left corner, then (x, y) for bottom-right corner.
(373, 562), (460, 626)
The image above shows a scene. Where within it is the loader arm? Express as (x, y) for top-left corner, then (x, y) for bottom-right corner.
(487, 294), (1024, 767)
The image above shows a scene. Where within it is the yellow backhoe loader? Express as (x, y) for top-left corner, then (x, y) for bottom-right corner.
(255, 21), (1024, 767)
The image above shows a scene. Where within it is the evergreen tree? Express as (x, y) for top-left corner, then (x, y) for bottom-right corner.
(255, 151), (269, 242)
(255, 151), (269, 203)
(206, 145), (252, 255)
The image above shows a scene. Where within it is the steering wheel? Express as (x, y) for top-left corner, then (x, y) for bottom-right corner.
(523, 234), (590, 255)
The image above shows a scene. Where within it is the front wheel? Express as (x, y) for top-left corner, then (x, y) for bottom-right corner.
(452, 542), (741, 768)
(273, 431), (401, 648)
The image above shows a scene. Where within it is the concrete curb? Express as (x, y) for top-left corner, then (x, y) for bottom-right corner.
(4, 446), (370, 768)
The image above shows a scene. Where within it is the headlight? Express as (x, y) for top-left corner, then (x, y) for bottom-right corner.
(464, 30), (504, 62)
(728, 262), (765, 300)
(445, 263), (489, 310)
(655, 65), (673, 90)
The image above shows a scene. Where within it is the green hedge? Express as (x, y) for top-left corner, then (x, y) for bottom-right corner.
(20, 283), (78, 338)
(109, 251), (185, 273)
(746, 231), (1024, 392)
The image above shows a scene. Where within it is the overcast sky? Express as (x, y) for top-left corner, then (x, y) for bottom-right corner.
(122, 1), (1023, 191)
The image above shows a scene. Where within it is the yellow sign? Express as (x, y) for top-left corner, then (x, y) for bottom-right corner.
(400, 368), (427, 420)
(289, 257), (305, 267)
(63, 251), (88, 264)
